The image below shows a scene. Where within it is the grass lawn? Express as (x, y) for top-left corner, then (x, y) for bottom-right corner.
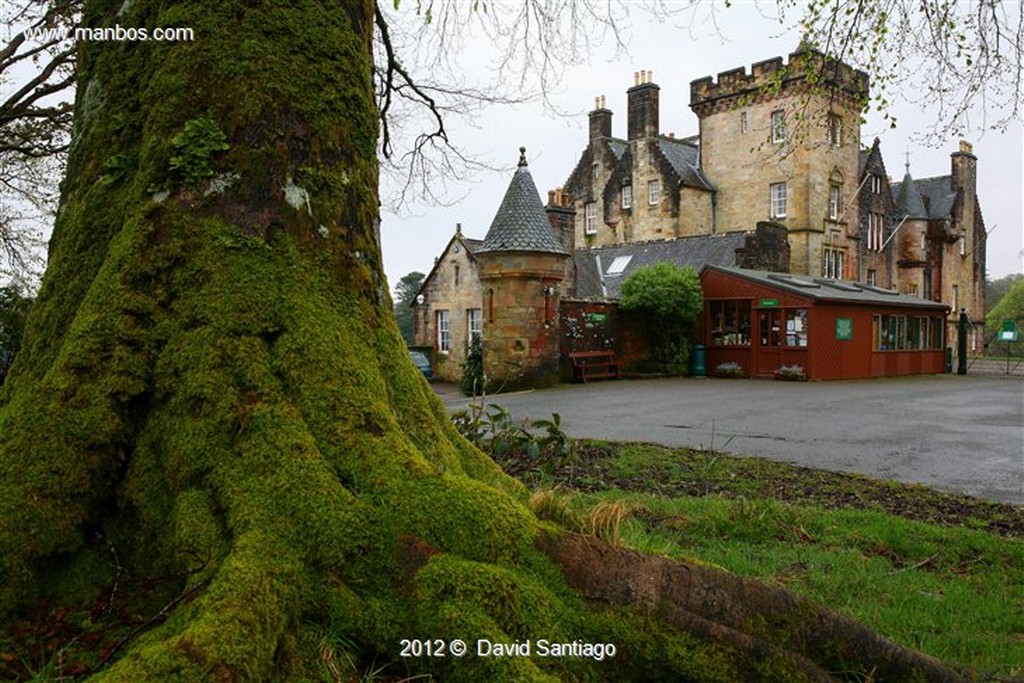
(506, 440), (1023, 681)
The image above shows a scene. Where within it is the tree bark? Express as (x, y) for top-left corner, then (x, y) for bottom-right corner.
(0, 1), (973, 681)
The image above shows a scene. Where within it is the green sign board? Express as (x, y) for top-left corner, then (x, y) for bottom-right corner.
(998, 320), (1019, 342)
(588, 313), (608, 323)
(759, 298), (779, 308)
(835, 317), (853, 341)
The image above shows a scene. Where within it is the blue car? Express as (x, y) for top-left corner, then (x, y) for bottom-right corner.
(409, 349), (433, 379)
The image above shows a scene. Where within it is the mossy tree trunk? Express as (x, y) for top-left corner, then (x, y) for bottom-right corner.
(0, 1), (969, 681)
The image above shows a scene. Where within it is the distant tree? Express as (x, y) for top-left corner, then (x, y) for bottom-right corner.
(393, 270), (424, 344)
(0, 284), (32, 385)
(0, 1), (78, 284)
(987, 279), (1024, 330)
(619, 263), (703, 364)
(986, 273), (1023, 315)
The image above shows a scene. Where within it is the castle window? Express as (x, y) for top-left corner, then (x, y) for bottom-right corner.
(871, 175), (883, 194)
(769, 182), (787, 218)
(584, 201), (598, 234)
(867, 269), (877, 286)
(952, 284), (959, 311)
(867, 213), (885, 251)
(648, 179), (661, 205)
(959, 236), (966, 256)
(436, 310), (450, 353)
(822, 247), (844, 279)
(467, 308), (482, 343)
(621, 185), (632, 209)
(828, 184), (842, 220)
(740, 111), (749, 134)
(771, 110), (786, 144)
(454, 264), (460, 287)
(827, 114), (842, 146)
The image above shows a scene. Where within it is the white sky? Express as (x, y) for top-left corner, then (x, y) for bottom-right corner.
(379, 4), (1024, 294)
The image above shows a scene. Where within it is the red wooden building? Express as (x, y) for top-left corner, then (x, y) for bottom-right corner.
(701, 266), (949, 380)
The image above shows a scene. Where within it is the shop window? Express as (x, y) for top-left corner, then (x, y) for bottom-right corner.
(785, 309), (808, 347)
(709, 300), (752, 346)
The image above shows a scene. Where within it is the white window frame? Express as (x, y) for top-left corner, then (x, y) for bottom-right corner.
(871, 175), (882, 194)
(621, 185), (632, 209)
(436, 310), (450, 353)
(951, 284), (959, 311)
(866, 269), (877, 286)
(584, 201), (598, 235)
(769, 182), (787, 218)
(822, 247), (844, 279)
(467, 308), (482, 343)
(828, 184), (841, 220)
(648, 179), (660, 205)
(867, 213), (884, 251)
(771, 110), (786, 144)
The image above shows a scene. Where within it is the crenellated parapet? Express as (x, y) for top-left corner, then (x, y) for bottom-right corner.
(690, 49), (868, 117)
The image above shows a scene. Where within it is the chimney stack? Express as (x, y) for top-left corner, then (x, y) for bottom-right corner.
(588, 93), (612, 140)
(627, 68), (660, 140)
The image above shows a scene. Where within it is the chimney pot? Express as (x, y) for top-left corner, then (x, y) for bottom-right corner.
(634, 71), (639, 86)
(648, 69), (654, 83)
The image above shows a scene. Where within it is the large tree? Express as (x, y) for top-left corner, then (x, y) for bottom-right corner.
(0, 1), (975, 680)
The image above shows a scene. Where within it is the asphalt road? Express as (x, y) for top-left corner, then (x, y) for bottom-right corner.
(440, 374), (1024, 505)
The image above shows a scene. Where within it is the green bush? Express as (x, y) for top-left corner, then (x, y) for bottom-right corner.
(619, 263), (702, 364)
(460, 335), (484, 396)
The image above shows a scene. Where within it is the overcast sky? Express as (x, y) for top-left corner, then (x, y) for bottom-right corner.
(379, 4), (1023, 293)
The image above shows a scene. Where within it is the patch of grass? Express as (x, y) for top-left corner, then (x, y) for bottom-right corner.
(456, 412), (1023, 679)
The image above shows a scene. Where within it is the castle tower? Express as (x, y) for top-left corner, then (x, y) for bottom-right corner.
(476, 148), (569, 391)
(690, 48), (868, 279)
(893, 161), (930, 298)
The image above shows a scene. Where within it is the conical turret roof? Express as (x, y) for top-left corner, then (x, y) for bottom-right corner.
(894, 164), (928, 219)
(478, 148), (568, 255)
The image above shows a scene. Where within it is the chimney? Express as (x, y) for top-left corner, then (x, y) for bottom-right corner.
(950, 139), (978, 239)
(627, 69), (660, 140)
(588, 94), (612, 141)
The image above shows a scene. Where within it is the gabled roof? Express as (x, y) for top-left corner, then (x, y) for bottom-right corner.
(703, 265), (948, 310)
(607, 139), (628, 160)
(657, 138), (715, 191)
(479, 149), (568, 255)
(574, 233), (749, 299)
(413, 229), (483, 303)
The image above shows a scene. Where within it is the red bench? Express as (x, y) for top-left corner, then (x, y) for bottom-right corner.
(569, 350), (620, 382)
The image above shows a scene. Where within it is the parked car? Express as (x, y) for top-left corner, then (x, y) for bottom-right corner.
(408, 349), (433, 379)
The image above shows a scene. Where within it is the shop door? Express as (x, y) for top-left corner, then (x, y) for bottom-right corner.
(756, 309), (782, 375)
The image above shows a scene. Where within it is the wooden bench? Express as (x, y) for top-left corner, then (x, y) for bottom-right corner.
(569, 350), (620, 382)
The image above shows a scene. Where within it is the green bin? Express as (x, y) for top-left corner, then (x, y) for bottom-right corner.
(691, 344), (707, 378)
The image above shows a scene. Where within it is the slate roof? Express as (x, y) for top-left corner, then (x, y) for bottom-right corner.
(657, 138), (715, 191)
(574, 232), (749, 299)
(704, 265), (949, 310)
(891, 175), (956, 220)
(479, 151), (568, 255)
(892, 170), (928, 219)
(607, 139), (628, 160)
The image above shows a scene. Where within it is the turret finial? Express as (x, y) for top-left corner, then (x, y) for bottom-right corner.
(518, 146), (527, 167)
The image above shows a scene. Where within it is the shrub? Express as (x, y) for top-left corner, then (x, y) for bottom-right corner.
(619, 263), (702, 364)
